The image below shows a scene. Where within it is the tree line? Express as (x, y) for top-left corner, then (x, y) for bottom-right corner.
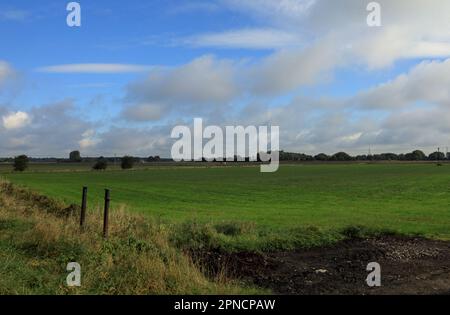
(278, 150), (447, 162)
(6, 149), (448, 172)
(8, 151), (162, 172)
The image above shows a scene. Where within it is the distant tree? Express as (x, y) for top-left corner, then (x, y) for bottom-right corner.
(405, 150), (427, 161)
(381, 153), (399, 161)
(372, 154), (383, 161)
(412, 150), (427, 160)
(314, 153), (330, 161)
(121, 156), (135, 169)
(330, 152), (352, 161)
(92, 157), (108, 170)
(147, 156), (161, 162)
(397, 154), (406, 161)
(355, 155), (368, 161)
(279, 151), (314, 161)
(428, 152), (445, 161)
(13, 155), (29, 172)
(69, 150), (82, 162)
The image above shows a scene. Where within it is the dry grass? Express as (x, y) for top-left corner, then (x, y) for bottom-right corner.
(0, 180), (263, 295)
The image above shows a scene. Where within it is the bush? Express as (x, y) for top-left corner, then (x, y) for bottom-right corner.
(13, 155), (29, 172)
(121, 156), (135, 170)
(171, 220), (219, 251)
(92, 157), (108, 170)
(214, 221), (255, 236)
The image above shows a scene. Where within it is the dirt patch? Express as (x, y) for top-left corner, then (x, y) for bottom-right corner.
(195, 236), (450, 295)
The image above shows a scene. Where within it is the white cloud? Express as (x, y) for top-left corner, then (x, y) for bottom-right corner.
(355, 59), (450, 109)
(0, 101), (94, 156)
(122, 103), (165, 122)
(168, 1), (220, 14)
(184, 28), (301, 49)
(2, 111), (31, 130)
(160, 1), (450, 100)
(223, 0), (316, 22)
(0, 61), (15, 87)
(217, 0), (450, 68)
(79, 129), (99, 150)
(0, 10), (29, 21)
(37, 64), (154, 74)
(246, 36), (342, 95)
(93, 126), (173, 157)
(125, 55), (238, 116)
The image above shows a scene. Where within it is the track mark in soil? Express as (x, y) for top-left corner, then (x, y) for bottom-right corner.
(196, 236), (450, 295)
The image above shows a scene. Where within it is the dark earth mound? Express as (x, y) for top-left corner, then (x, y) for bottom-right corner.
(195, 236), (450, 295)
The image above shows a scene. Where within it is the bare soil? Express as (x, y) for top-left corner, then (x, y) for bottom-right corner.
(195, 236), (450, 295)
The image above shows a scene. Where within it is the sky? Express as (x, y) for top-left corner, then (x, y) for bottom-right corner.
(1, 0), (450, 157)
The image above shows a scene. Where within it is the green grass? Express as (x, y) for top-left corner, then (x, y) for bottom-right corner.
(2, 163), (450, 240)
(0, 183), (264, 294)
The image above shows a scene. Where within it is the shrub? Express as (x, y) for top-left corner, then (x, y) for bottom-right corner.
(214, 221), (255, 236)
(171, 220), (219, 251)
(121, 156), (135, 169)
(92, 157), (108, 170)
(13, 155), (29, 172)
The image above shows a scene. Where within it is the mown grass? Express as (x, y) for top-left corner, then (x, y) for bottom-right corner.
(0, 181), (265, 295)
(0, 176), (443, 294)
(2, 164), (450, 240)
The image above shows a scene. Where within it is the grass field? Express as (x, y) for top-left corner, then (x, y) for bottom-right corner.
(0, 182), (262, 294)
(2, 163), (450, 240)
(1, 163), (450, 294)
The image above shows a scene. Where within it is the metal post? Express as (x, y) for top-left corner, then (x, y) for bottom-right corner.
(80, 187), (87, 230)
(103, 189), (110, 239)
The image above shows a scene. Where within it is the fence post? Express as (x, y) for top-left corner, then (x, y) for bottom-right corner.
(80, 186), (87, 230)
(103, 189), (110, 239)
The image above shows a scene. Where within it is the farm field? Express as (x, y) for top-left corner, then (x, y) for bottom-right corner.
(2, 163), (450, 240)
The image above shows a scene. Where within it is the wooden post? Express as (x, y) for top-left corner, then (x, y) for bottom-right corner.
(103, 189), (110, 239)
(80, 186), (87, 230)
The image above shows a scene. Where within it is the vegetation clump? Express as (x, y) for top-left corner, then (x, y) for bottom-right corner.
(92, 157), (108, 170)
(121, 156), (135, 170)
(13, 155), (29, 172)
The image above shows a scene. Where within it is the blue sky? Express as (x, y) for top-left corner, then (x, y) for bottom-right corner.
(1, 0), (450, 157)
